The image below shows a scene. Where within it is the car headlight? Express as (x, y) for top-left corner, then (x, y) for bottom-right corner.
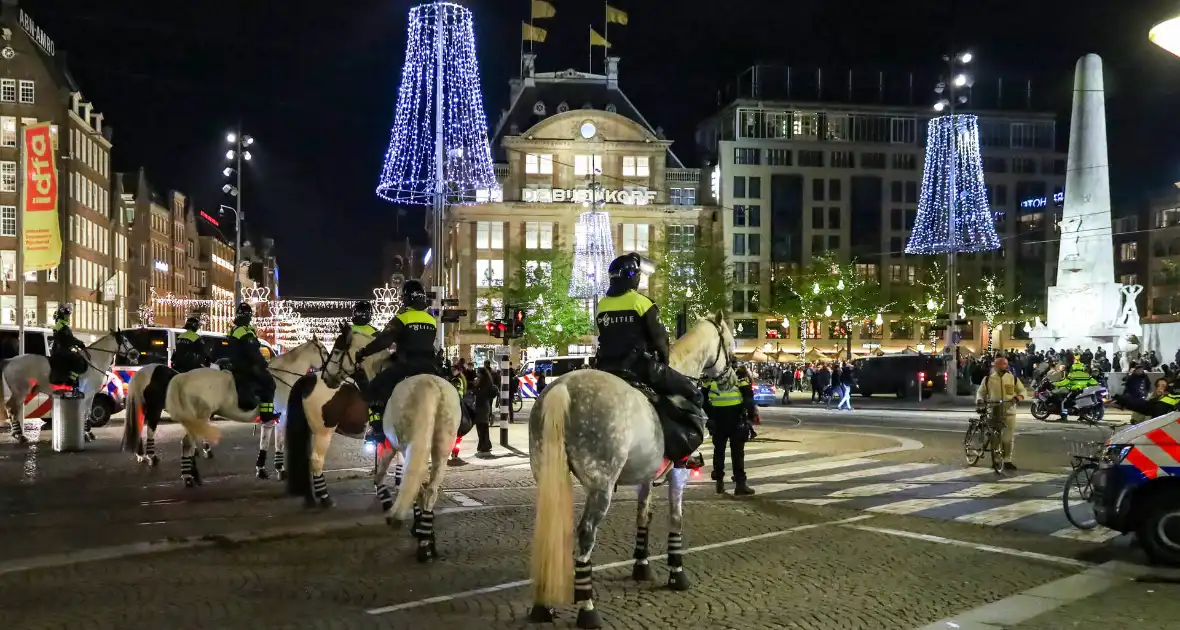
(1101, 444), (1132, 465)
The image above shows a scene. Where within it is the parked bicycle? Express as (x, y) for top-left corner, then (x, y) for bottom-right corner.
(512, 391), (523, 413)
(963, 400), (1013, 474)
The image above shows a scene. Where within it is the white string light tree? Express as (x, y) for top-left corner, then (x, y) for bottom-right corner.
(569, 181), (615, 345)
(905, 50), (1000, 396)
(376, 1), (497, 351)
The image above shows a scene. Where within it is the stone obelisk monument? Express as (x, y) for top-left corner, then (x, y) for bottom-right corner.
(1031, 54), (1142, 353)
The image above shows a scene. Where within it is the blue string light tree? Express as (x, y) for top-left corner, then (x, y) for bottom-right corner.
(905, 51), (999, 396)
(376, 2), (497, 347)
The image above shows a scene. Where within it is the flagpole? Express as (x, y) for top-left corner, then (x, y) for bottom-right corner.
(604, 1), (609, 78)
(589, 26), (592, 74)
(15, 123), (24, 355)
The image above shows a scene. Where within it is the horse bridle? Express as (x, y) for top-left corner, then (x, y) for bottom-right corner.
(701, 319), (737, 386)
(269, 340), (330, 389)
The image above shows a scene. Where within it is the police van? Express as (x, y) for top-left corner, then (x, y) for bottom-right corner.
(518, 355), (592, 398)
(0, 324), (120, 426)
(1092, 411), (1180, 565)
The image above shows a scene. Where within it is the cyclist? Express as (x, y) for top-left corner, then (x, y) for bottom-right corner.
(974, 356), (1027, 471)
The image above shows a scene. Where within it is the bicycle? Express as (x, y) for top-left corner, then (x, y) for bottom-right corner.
(1062, 440), (1105, 530)
(963, 400), (1012, 474)
(512, 391), (523, 413)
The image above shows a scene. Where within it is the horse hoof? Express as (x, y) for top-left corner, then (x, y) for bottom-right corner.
(13, 435), (28, 445)
(631, 562), (654, 582)
(149, 456), (160, 467)
(667, 570), (692, 591)
(528, 605), (556, 623)
(415, 544), (435, 563)
(318, 496), (335, 509)
(385, 515), (402, 529)
(183, 477), (196, 489)
(575, 608), (603, 629)
(202, 449), (214, 459)
(83, 433), (93, 443)
(256, 468), (269, 480)
(278, 470), (288, 481)
(136, 454), (146, 464)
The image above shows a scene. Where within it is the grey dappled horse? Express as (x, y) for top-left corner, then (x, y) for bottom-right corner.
(529, 313), (735, 629)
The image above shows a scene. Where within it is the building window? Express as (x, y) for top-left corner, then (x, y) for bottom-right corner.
(525, 221), (553, 249)
(475, 259), (504, 287)
(748, 205), (761, 228)
(829, 208), (841, 230)
(747, 176), (762, 199)
(748, 234), (761, 256)
(1120, 273), (1138, 286)
(767, 149), (792, 166)
(733, 148), (760, 165)
(732, 234), (746, 256)
(891, 153), (917, 170)
(18, 80), (33, 104)
(666, 225), (696, 252)
(475, 221), (504, 250)
(798, 150), (824, 167)
(622, 156), (650, 177)
(905, 181), (918, 204)
(811, 234), (824, 254)
(733, 205), (746, 227)
(0, 79), (13, 103)
(0, 206), (14, 237)
(525, 153), (553, 174)
(829, 179), (842, 201)
(747, 262), (761, 284)
(812, 207), (824, 229)
(574, 154), (602, 176)
(830, 151), (855, 168)
(812, 178), (824, 201)
(1120, 242), (1138, 262)
(890, 237), (903, 253)
(622, 223), (649, 252)
(670, 187), (696, 205)
(0, 162), (15, 192)
(732, 262), (745, 285)
(0, 117), (14, 148)
(827, 235), (839, 251)
(861, 152), (886, 169)
(891, 208), (903, 231)
(732, 176), (746, 198)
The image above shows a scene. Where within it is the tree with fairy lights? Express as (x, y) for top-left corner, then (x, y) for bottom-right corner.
(770, 255), (888, 359)
(966, 274), (1024, 351)
(654, 234), (731, 337)
(500, 247), (593, 352)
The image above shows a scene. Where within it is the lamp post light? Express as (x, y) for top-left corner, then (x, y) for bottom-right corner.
(222, 129), (253, 304)
(1151, 13), (1180, 57)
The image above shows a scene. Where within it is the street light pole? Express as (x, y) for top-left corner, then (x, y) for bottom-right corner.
(222, 129), (253, 305)
(219, 204), (242, 308)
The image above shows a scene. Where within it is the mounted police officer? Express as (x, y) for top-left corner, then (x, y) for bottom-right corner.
(49, 304), (88, 388)
(356, 280), (440, 436)
(172, 315), (211, 373)
(595, 253), (707, 460)
(228, 302), (278, 424)
(351, 301), (377, 337)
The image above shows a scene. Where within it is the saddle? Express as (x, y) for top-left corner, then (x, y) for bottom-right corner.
(627, 380), (706, 463)
(231, 373), (259, 411)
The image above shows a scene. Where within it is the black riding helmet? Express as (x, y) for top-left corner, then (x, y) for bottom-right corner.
(607, 253), (642, 295)
(402, 279), (429, 310)
(353, 300), (373, 325)
(184, 315), (201, 332)
(233, 302), (252, 326)
(55, 303), (72, 319)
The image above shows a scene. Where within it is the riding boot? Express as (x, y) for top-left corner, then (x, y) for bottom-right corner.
(364, 406), (383, 445)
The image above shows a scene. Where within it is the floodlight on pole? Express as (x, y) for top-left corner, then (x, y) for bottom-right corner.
(221, 126), (254, 304)
(1151, 14), (1180, 57)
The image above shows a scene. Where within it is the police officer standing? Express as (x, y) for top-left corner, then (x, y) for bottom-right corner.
(356, 280), (439, 436)
(172, 315), (211, 373)
(705, 369), (756, 496)
(595, 253), (707, 460)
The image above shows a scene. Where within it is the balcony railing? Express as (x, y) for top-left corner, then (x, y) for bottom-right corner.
(665, 168), (700, 184)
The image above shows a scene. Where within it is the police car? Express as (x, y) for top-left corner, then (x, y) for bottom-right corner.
(1091, 410), (1180, 565)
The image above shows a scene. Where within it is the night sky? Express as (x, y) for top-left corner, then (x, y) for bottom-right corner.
(17, 0), (1180, 297)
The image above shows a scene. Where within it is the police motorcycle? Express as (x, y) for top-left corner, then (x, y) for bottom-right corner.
(1030, 380), (1106, 425)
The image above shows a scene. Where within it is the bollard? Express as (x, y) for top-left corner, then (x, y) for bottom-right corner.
(51, 393), (86, 452)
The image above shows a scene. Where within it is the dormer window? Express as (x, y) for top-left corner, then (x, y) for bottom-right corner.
(556, 101), (569, 114)
(605, 103), (617, 113)
(532, 101), (546, 116)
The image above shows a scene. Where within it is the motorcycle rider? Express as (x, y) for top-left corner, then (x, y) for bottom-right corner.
(355, 280), (439, 438)
(172, 315), (211, 373)
(1051, 357), (1098, 420)
(594, 253), (707, 462)
(49, 304), (87, 389)
(228, 302), (278, 424)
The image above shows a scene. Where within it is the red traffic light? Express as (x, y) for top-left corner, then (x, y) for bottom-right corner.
(485, 321), (494, 333)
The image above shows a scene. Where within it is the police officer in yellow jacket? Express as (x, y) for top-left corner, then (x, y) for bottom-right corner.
(1051, 358), (1098, 418)
(350, 301), (377, 337)
(172, 315), (211, 373)
(704, 368), (756, 495)
(228, 303), (278, 424)
(595, 253), (707, 461)
(356, 280), (440, 433)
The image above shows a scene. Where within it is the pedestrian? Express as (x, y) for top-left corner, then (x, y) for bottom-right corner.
(975, 356), (1028, 471)
(472, 366), (497, 456)
(778, 366), (794, 404)
(704, 369), (756, 496)
(837, 363), (854, 411)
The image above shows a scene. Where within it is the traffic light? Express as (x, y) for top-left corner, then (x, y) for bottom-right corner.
(486, 319), (503, 339)
(511, 308), (526, 337)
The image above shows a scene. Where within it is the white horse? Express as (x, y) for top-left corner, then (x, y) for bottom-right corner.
(528, 314), (735, 629)
(1, 330), (138, 444)
(121, 363), (217, 467)
(285, 325), (396, 508)
(164, 337), (329, 487)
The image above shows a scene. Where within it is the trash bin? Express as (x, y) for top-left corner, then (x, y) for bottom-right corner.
(51, 393), (86, 452)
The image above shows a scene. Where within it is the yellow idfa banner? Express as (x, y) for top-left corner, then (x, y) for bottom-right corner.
(22, 122), (61, 271)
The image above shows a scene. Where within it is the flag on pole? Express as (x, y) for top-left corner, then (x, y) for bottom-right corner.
(522, 22), (548, 42)
(531, 0), (556, 19)
(605, 5), (628, 25)
(590, 27), (611, 48)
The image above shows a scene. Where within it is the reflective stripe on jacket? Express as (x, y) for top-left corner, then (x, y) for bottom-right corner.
(707, 381), (743, 407)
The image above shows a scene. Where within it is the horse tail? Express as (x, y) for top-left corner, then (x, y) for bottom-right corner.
(389, 377), (439, 522)
(530, 380), (574, 608)
(284, 374), (317, 497)
(121, 369), (144, 452)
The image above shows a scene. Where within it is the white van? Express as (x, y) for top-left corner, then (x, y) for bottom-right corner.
(518, 355), (592, 398)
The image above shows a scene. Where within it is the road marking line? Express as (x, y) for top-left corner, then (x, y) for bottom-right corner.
(912, 561), (1149, 630)
(444, 491), (483, 508)
(364, 514), (876, 616)
(942, 482), (1031, 498)
(827, 482), (930, 498)
(798, 462), (937, 483)
(743, 458), (878, 480)
(746, 482), (821, 494)
(1049, 526), (1123, 543)
(906, 468), (1002, 483)
(844, 524), (1091, 568)
(1002, 472), (1064, 484)
(787, 498), (845, 505)
(953, 499), (1060, 526)
(866, 498), (973, 515)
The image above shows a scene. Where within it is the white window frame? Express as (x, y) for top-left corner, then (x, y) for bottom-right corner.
(621, 223), (649, 252)
(475, 259), (504, 287)
(636, 156), (650, 177)
(525, 153), (539, 174)
(574, 154), (602, 176)
(0, 161), (15, 192)
(525, 221), (554, 249)
(0, 116), (15, 148)
(0, 79), (14, 103)
(523, 260), (553, 287)
(18, 80), (33, 104)
(0, 205), (14, 237)
(475, 221), (504, 250)
(622, 156), (636, 177)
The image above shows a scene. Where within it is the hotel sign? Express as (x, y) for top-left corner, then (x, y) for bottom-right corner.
(1020, 191), (1064, 210)
(522, 188), (658, 205)
(19, 11), (55, 57)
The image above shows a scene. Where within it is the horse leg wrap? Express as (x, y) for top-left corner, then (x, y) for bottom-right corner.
(145, 437), (156, 459)
(633, 525), (649, 560)
(412, 509), (434, 541)
(274, 450), (285, 473)
(375, 484), (393, 512)
(394, 463), (404, 486)
(181, 456), (196, 486)
(9, 418), (22, 441)
(667, 533), (684, 570)
(312, 473), (328, 499)
(574, 560), (594, 603)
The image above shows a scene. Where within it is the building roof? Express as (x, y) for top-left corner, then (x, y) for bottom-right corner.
(492, 57), (684, 168)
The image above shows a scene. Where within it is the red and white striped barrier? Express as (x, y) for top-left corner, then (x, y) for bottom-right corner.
(22, 391), (51, 418)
